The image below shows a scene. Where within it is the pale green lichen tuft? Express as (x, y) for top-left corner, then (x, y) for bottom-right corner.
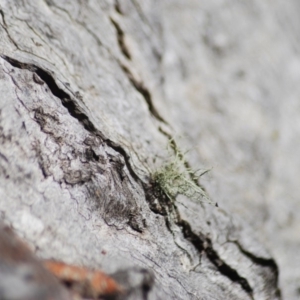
(152, 147), (217, 206)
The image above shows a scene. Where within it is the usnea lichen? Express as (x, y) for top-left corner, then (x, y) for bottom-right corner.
(152, 146), (217, 206)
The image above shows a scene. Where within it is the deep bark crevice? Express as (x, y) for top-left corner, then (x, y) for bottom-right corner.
(110, 17), (131, 60)
(143, 177), (253, 298)
(233, 240), (281, 297)
(178, 219), (254, 298)
(1, 55), (97, 134)
(121, 64), (167, 124)
(0, 54), (143, 186)
(114, 0), (124, 15)
(1, 54), (149, 233)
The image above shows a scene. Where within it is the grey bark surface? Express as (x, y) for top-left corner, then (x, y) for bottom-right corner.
(0, 0), (297, 299)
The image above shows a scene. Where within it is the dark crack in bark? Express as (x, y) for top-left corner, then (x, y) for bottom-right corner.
(1, 54), (147, 233)
(0, 9), (20, 50)
(233, 240), (281, 299)
(0, 55), (138, 182)
(114, 0), (124, 15)
(121, 64), (166, 124)
(110, 17), (131, 60)
(143, 176), (254, 298)
(178, 220), (254, 298)
(1, 54), (97, 133)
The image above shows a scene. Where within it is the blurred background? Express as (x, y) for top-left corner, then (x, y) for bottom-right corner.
(155, 0), (300, 299)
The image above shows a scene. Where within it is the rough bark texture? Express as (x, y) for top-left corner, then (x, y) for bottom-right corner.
(0, 0), (298, 299)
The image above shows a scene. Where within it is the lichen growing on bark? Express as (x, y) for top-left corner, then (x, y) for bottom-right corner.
(152, 145), (217, 206)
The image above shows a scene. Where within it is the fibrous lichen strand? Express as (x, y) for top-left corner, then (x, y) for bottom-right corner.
(152, 148), (216, 206)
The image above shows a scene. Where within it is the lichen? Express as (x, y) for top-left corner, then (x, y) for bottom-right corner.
(152, 147), (217, 206)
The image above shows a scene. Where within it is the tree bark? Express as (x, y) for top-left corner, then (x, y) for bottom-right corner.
(0, 0), (293, 299)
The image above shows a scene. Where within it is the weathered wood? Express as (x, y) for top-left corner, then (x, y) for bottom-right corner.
(0, 0), (293, 299)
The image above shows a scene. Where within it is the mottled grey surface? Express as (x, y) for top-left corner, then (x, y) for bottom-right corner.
(151, 1), (300, 299)
(0, 0), (297, 299)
